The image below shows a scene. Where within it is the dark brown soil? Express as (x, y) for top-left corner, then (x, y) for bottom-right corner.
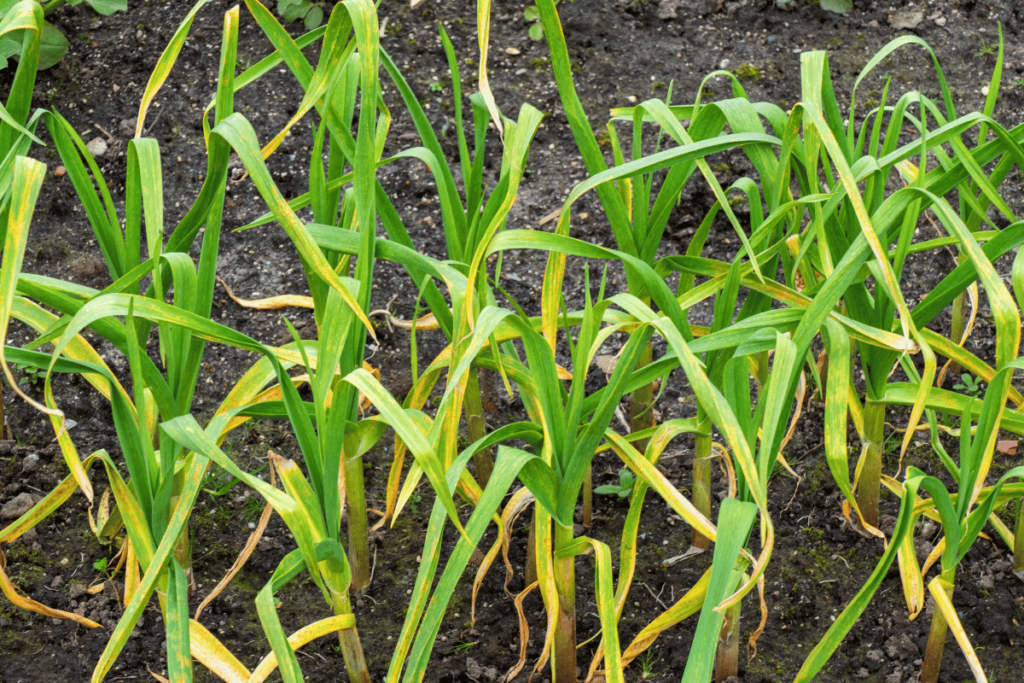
(3, 0), (1024, 682)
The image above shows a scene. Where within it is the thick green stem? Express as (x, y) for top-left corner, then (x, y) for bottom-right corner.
(524, 509), (538, 586)
(628, 340), (655, 452)
(465, 369), (493, 486)
(170, 485), (195, 595)
(582, 464), (592, 530)
(714, 590), (741, 683)
(552, 524), (577, 683)
(948, 252), (968, 381)
(692, 414), (712, 549)
(330, 590), (371, 683)
(173, 518), (195, 596)
(920, 569), (955, 683)
(1013, 498), (1024, 574)
(857, 400), (886, 529)
(345, 451), (370, 592)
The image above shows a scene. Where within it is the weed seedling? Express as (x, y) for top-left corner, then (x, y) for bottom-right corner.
(952, 373), (983, 397)
(639, 649), (660, 679)
(13, 363), (44, 389)
(594, 469), (636, 499)
(975, 42), (997, 59)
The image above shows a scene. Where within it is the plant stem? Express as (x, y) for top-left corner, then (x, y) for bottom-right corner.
(857, 399), (885, 529)
(692, 413), (712, 549)
(170, 487), (195, 595)
(42, 0), (67, 18)
(173, 519), (195, 596)
(552, 523), (577, 683)
(714, 590), (741, 683)
(582, 464), (592, 530)
(345, 450), (370, 592)
(330, 590), (371, 683)
(1013, 498), (1024, 574)
(920, 569), (955, 683)
(465, 369), (493, 486)
(0, 379), (11, 440)
(948, 252), (967, 380)
(524, 509), (538, 585)
(628, 340), (655, 452)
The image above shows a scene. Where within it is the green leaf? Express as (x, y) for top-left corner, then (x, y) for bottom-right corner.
(279, 0), (309, 22)
(35, 21), (68, 70)
(0, 36), (19, 69)
(681, 498), (757, 683)
(528, 21), (543, 41)
(594, 485), (623, 496)
(84, 0), (128, 15)
(819, 0), (853, 12)
(522, 6), (538, 21)
(303, 5), (324, 30)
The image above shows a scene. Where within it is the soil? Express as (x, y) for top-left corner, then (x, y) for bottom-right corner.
(2, 0), (1024, 682)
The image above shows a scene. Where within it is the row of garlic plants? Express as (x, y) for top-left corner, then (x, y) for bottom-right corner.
(2, 1), (1024, 682)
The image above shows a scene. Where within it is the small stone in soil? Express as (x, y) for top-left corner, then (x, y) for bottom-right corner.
(86, 137), (108, 158)
(21, 453), (40, 473)
(1, 492), (35, 519)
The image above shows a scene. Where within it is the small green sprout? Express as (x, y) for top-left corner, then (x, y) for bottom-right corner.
(638, 649), (660, 679)
(595, 469), (636, 498)
(975, 42), (997, 59)
(953, 373), (983, 397)
(14, 363), (44, 389)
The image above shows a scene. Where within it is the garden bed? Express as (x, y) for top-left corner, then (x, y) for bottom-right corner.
(2, 0), (1024, 681)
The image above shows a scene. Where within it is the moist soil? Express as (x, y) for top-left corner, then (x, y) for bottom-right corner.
(3, 0), (1024, 681)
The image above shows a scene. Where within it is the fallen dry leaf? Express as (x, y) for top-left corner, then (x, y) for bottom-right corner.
(594, 354), (618, 375)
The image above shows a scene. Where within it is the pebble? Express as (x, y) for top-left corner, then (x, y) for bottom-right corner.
(1, 492), (35, 519)
(53, 165), (66, 177)
(21, 453), (40, 473)
(889, 9), (924, 30)
(86, 137), (108, 158)
(982, 85), (990, 96)
(505, 47), (520, 55)
(720, 59), (730, 69)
